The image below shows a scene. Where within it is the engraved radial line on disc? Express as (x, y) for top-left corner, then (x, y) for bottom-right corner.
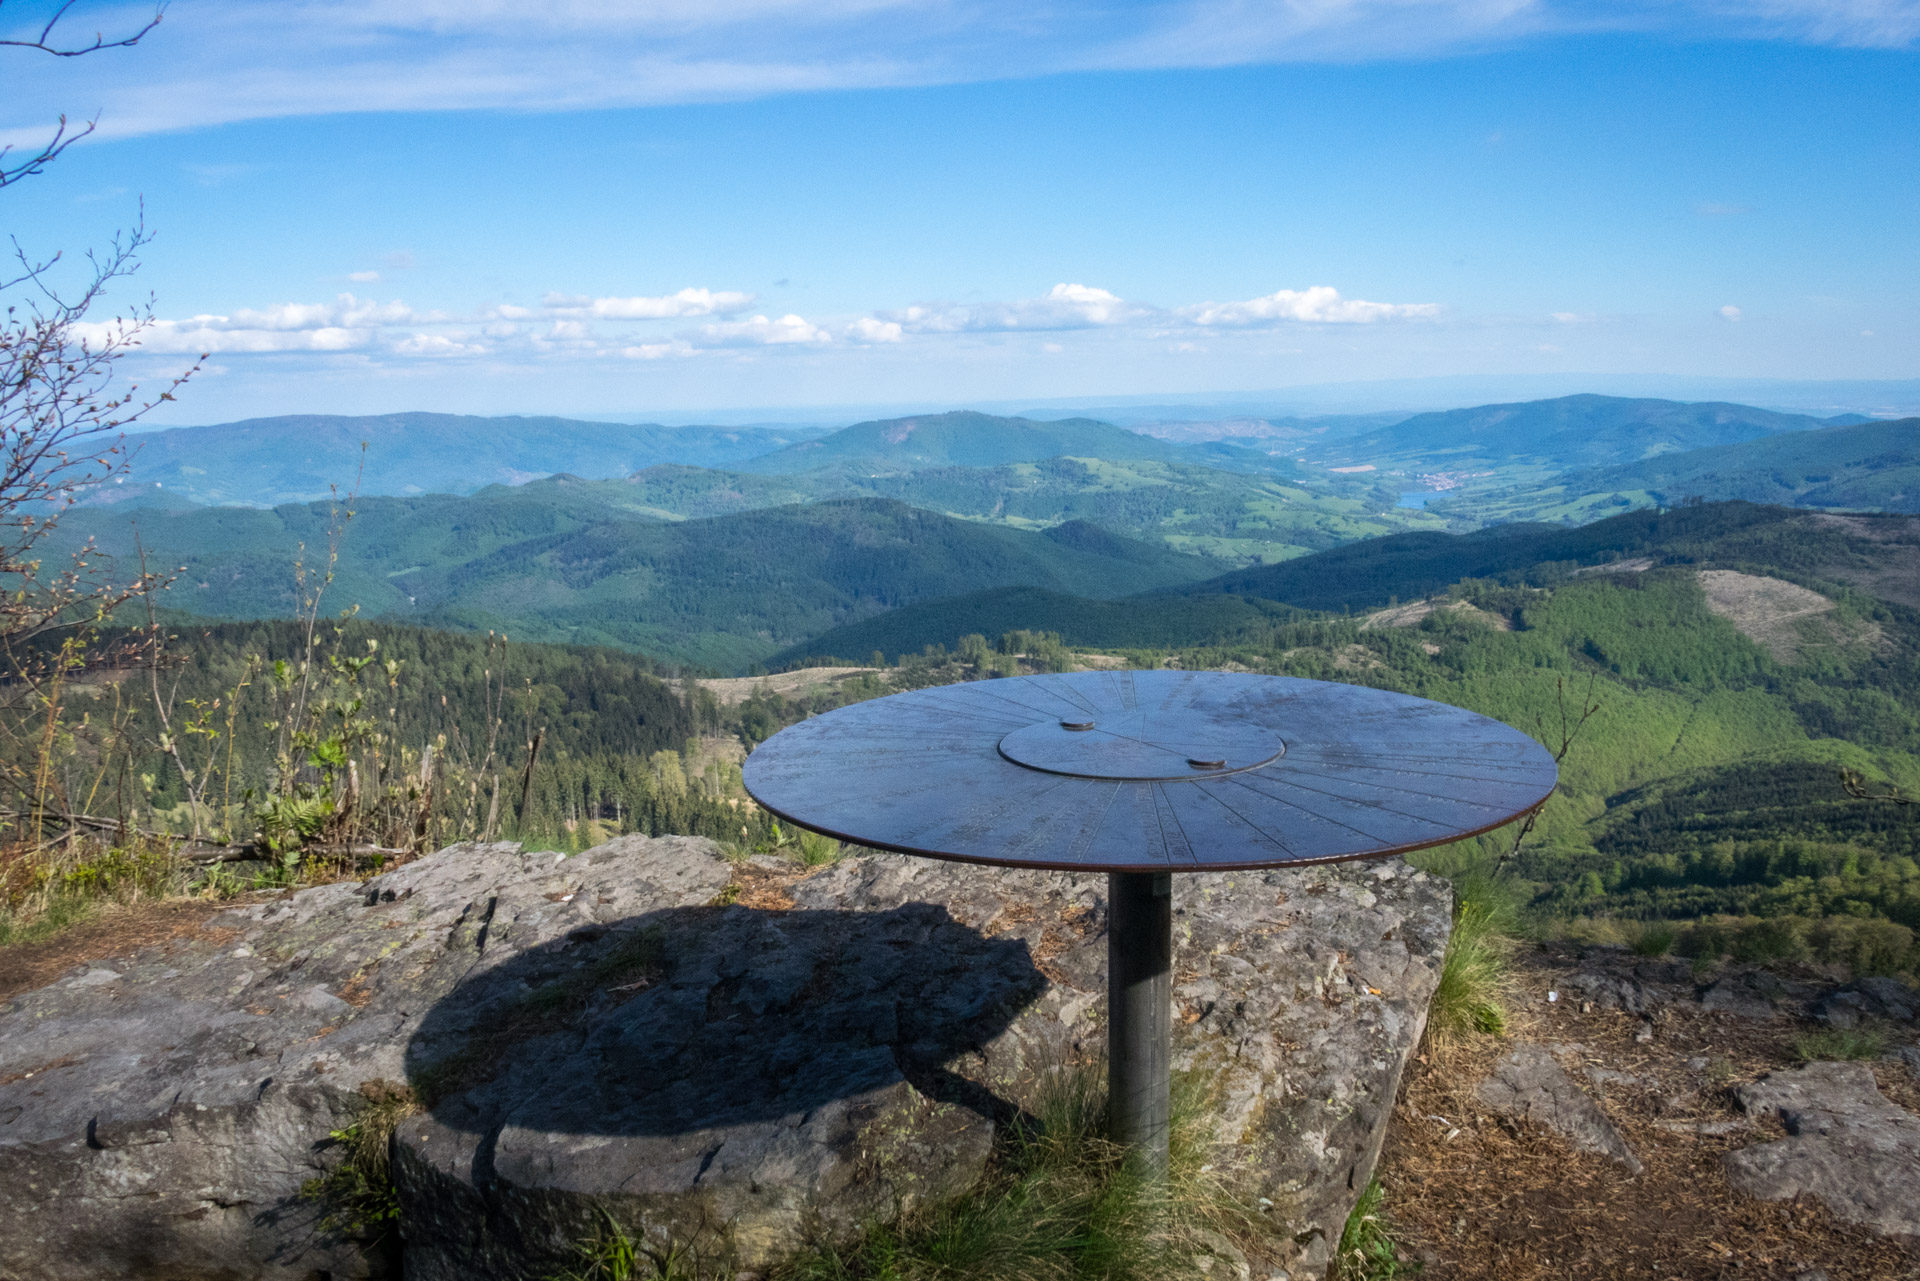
(1274, 765), (1523, 813)
(1223, 775), (1404, 845)
(1235, 773), (1470, 835)
(1014, 674), (1101, 717)
(1279, 757), (1551, 784)
(1186, 781), (1297, 856)
(916, 684), (1069, 722)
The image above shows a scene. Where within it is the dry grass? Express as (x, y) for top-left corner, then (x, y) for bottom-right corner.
(0, 892), (258, 1002)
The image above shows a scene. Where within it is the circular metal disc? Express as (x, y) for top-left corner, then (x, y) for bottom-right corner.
(743, 670), (1558, 872)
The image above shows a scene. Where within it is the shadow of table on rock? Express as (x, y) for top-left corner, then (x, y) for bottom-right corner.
(400, 899), (1050, 1251)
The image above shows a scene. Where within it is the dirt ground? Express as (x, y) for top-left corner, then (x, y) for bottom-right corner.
(696, 666), (885, 705)
(1379, 946), (1920, 1281)
(1696, 570), (1856, 665)
(0, 894), (270, 1002)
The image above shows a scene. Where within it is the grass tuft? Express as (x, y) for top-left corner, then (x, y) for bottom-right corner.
(1429, 897), (1512, 1043)
(301, 1080), (417, 1240)
(1335, 1179), (1411, 1280)
(1792, 1026), (1886, 1062)
(774, 1063), (1267, 1281)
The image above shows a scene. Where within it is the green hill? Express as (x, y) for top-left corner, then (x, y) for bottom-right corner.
(1570, 417), (1920, 512)
(735, 410), (1193, 474)
(1167, 500), (1920, 612)
(1326, 393), (1844, 469)
(527, 455), (1445, 565)
(103, 413), (828, 506)
(55, 495), (1220, 671)
(772, 502), (1920, 662)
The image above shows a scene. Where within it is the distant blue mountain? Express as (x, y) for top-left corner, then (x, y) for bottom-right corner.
(101, 413), (833, 506)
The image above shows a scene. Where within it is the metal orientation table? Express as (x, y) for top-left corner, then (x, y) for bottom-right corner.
(742, 670), (1557, 1176)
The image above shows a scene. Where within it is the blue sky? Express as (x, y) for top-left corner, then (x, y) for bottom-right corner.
(7, 0), (1917, 422)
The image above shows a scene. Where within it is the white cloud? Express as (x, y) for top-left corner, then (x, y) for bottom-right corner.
(225, 295), (420, 330)
(845, 316), (904, 343)
(1719, 304), (1744, 321)
(120, 322), (373, 354)
(348, 270), (382, 283)
(545, 287), (757, 319)
(391, 333), (485, 356)
(1182, 286), (1440, 326)
(885, 282), (1144, 334)
(622, 340), (698, 360)
(696, 313), (832, 345)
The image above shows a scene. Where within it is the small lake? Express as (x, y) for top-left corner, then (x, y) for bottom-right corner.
(1397, 492), (1441, 509)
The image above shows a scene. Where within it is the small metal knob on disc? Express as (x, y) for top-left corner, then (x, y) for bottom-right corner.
(1187, 757), (1226, 770)
(1061, 720), (1095, 731)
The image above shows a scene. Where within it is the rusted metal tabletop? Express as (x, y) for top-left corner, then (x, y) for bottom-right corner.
(742, 670), (1557, 1175)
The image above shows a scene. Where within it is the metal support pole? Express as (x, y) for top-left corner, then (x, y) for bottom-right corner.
(1107, 870), (1171, 1180)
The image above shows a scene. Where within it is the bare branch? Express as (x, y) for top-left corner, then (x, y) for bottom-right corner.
(0, 1), (165, 57)
(1494, 673), (1603, 873)
(0, 2), (166, 190)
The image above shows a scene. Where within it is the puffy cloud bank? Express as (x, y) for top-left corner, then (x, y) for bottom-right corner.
(100, 279), (1440, 366)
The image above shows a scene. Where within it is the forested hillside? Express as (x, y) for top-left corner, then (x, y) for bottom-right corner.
(778, 501), (1920, 944)
(54, 496), (1219, 670)
(523, 454), (1438, 563)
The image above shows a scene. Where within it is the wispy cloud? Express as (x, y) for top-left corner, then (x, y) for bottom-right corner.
(8, 1), (1912, 141)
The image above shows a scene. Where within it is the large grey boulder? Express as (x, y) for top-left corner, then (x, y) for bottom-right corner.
(1474, 1044), (1642, 1173)
(1726, 1061), (1920, 1237)
(0, 835), (1451, 1281)
(0, 837), (726, 1281)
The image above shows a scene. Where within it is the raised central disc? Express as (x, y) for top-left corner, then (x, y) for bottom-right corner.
(997, 709), (1285, 781)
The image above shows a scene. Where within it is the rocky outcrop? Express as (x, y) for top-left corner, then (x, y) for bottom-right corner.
(1726, 1061), (1920, 1237)
(0, 836), (1451, 1281)
(1811, 976), (1920, 1028)
(1474, 1044), (1642, 1173)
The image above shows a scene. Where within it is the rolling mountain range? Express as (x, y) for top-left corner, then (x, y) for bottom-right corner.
(61, 393), (1918, 673)
(56, 495), (1216, 671)
(733, 410), (1195, 474)
(1319, 394), (1867, 469)
(490, 454), (1427, 564)
(98, 413), (835, 508)
(782, 501), (1920, 663)
(1438, 416), (1920, 524)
